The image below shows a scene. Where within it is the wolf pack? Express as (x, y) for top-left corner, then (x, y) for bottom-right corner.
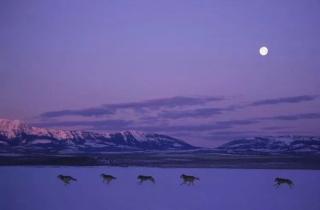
(57, 173), (294, 188)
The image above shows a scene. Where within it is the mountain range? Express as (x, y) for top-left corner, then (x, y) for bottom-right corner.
(1, 118), (320, 156)
(215, 136), (320, 155)
(0, 119), (196, 154)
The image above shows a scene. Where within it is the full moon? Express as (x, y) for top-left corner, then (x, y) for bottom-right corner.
(259, 46), (268, 56)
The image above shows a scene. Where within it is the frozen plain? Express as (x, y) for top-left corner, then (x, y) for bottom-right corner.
(0, 166), (319, 210)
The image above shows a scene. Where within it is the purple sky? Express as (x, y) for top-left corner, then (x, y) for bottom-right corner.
(1, 0), (320, 147)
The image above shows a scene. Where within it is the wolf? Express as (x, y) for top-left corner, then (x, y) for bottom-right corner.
(180, 174), (199, 185)
(57, 174), (77, 185)
(274, 177), (294, 188)
(100, 173), (117, 184)
(137, 175), (155, 184)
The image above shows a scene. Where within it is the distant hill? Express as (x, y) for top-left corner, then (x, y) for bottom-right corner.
(215, 136), (320, 155)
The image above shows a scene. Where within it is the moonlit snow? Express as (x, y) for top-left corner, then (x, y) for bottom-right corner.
(1, 167), (319, 210)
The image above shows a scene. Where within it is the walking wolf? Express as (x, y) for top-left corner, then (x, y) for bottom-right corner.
(180, 174), (199, 185)
(274, 177), (294, 188)
(137, 175), (155, 184)
(100, 173), (117, 184)
(57, 174), (77, 185)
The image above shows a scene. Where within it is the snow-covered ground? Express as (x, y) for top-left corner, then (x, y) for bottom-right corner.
(0, 167), (319, 210)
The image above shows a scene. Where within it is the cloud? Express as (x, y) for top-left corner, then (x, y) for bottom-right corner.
(262, 126), (291, 130)
(40, 96), (224, 118)
(132, 119), (259, 133)
(265, 113), (320, 121)
(40, 108), (115, 118)
(35, 121), (231, 132)
(34, 119), (133, 130)
(215, 119), (260, 126)
(36, 95), (320, 144)
(158, 108), (226, 119)
(39, 94), (318, 120)
(104, 96), (224, 110)
(250, 95), (318, 106)
(208, 131), (259, 135)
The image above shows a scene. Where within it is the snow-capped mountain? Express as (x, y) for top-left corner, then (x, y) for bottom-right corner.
(2, 119), (320, 156)
(215, 136), (320, 155)
(0, 119), (196, 154)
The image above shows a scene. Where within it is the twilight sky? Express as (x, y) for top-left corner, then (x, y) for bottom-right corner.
(1, 0), (320, 147)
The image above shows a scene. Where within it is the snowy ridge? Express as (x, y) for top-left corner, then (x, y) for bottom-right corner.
(0, 119), (196, 154)
(0, 119), (30, 138)
(216, 136), (320, 155)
